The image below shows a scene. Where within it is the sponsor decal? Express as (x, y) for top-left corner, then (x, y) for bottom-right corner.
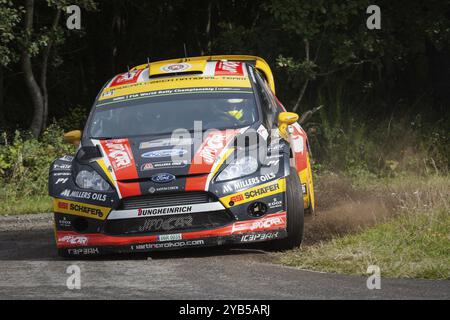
(138, 206), (192, 217)
(222, 173), (277, 193)
(55, 178), (69, 185)
(58, 235), (88, 245)
(268, 140), (283, 152)
(187, 129), (240, 191)
(53, 164), (71, 171)
(151, 173), (176, 184)
(109, 69), (143, 87)
(138, 216), (193, 232)
(107, 202), (225, 220)
(96, 77), (252, 103)
(160, 63), (192, 73)
(292, 135), (304, 153)
(266, 159), (280, 167)
(232, 215), (285, 233)
(268, 197), (283, 209)
(141, 160), (187, 172)
(148, 186), (180, 194)
(58, 202), (69, 210)
(198, 134), (226, 165)
(59, 156), (74, 162)
(101, 89), (115, 98)
(101, 140), (134, 171)
(257, 125), (269, 140)
(230, 194), (244, 203)
(302, 184), (307, 194)
(67, 248), (100, 255)
(133, 240), (204, 251)
(248, 217), (284, 231)
(53, 199), (111, 220)
(241, 232), (280, 242)
(158, 234), (183, 242)
(214, 61), (244, 76)
(53, 172), (71, 177)
(221, 179), (286, 208)
(60, 189), (107, 202)
(58, 217), (72, 228)
(142, 149), (187, 159)
(139, 138), (193, 149)
(141, 163), (154, 171)
(245, 184), (280, 199)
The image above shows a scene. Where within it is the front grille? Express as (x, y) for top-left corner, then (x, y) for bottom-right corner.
(121, 192), (212, 210)
(104, 211), (233, 236)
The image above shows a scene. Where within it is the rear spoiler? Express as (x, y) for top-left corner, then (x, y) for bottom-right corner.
(131, 55), (276, 94)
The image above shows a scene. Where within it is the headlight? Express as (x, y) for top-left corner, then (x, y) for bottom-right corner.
(216, 156), (259, 182)
(75, 170), (111, 191)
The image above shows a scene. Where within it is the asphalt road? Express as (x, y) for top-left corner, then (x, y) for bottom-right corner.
(0, 213), (448, 300)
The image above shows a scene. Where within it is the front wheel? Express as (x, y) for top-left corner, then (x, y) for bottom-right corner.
(268, 167), (304, 250)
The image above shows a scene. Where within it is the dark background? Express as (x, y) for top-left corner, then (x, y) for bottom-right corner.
(0, 0), (448, 172)
(1, 0), (448, 127)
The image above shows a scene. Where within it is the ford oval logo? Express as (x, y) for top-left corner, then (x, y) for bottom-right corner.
(142, 149), (187, 159)
(151, 173), (176, 184)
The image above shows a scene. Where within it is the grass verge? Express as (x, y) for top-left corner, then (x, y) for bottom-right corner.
(0, 195), (52, 215)
(279, 174), (450, 279)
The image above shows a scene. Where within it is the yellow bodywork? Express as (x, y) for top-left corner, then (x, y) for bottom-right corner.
(131, 55), (276, 94)
(298, 152), (315, 213)
(220, 178), (287, 209)
(98, 76), (252, 104)
(53, 199), (112, 221)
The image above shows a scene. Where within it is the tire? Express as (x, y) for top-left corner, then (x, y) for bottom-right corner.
(57, 249), (72, 259)
(268, 167), (304, 251)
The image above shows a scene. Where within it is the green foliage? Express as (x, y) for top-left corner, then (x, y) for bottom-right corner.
(15, 0), (97, 62)
(56, 106), (88, 131)
(0, 125), (75, 199)
(0, 0), (447, 217)
(270, 0), (381, 95)
(0, 0), (22, 66)
(279, 174), (450, 279)
(280, 208), (450, 279)
(307, 102), (449, 177)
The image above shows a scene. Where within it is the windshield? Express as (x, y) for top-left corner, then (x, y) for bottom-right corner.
(89, 91), (258, 139)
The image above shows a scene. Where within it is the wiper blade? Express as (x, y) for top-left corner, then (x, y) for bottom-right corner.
(91, 137), (120, 140)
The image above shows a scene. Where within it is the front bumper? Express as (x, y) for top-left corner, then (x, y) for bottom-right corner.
(55, 212), (287, 256)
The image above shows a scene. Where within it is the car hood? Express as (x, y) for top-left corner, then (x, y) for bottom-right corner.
(93, 128), (250, 182)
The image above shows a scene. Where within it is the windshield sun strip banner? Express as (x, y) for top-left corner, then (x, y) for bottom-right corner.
(99, 76), (252, 101)
(97, 87), (254, 108)
(107, 202), (226, 220)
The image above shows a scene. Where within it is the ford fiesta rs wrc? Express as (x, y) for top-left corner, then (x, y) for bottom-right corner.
(49, 55), (315, 257)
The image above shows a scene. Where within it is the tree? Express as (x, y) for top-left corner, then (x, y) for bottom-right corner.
(18, 0), (95, 137)
(269, 0), (382, 112)
(0, 0), (21, 129)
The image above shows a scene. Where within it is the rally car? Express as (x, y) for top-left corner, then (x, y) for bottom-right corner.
(49, 55), (315, 257)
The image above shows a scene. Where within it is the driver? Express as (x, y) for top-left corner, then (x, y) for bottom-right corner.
(209, 98), (250, 124)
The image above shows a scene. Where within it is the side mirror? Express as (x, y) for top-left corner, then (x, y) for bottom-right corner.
(278, 112), (299, 139)
(64, 130), (82, 146)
